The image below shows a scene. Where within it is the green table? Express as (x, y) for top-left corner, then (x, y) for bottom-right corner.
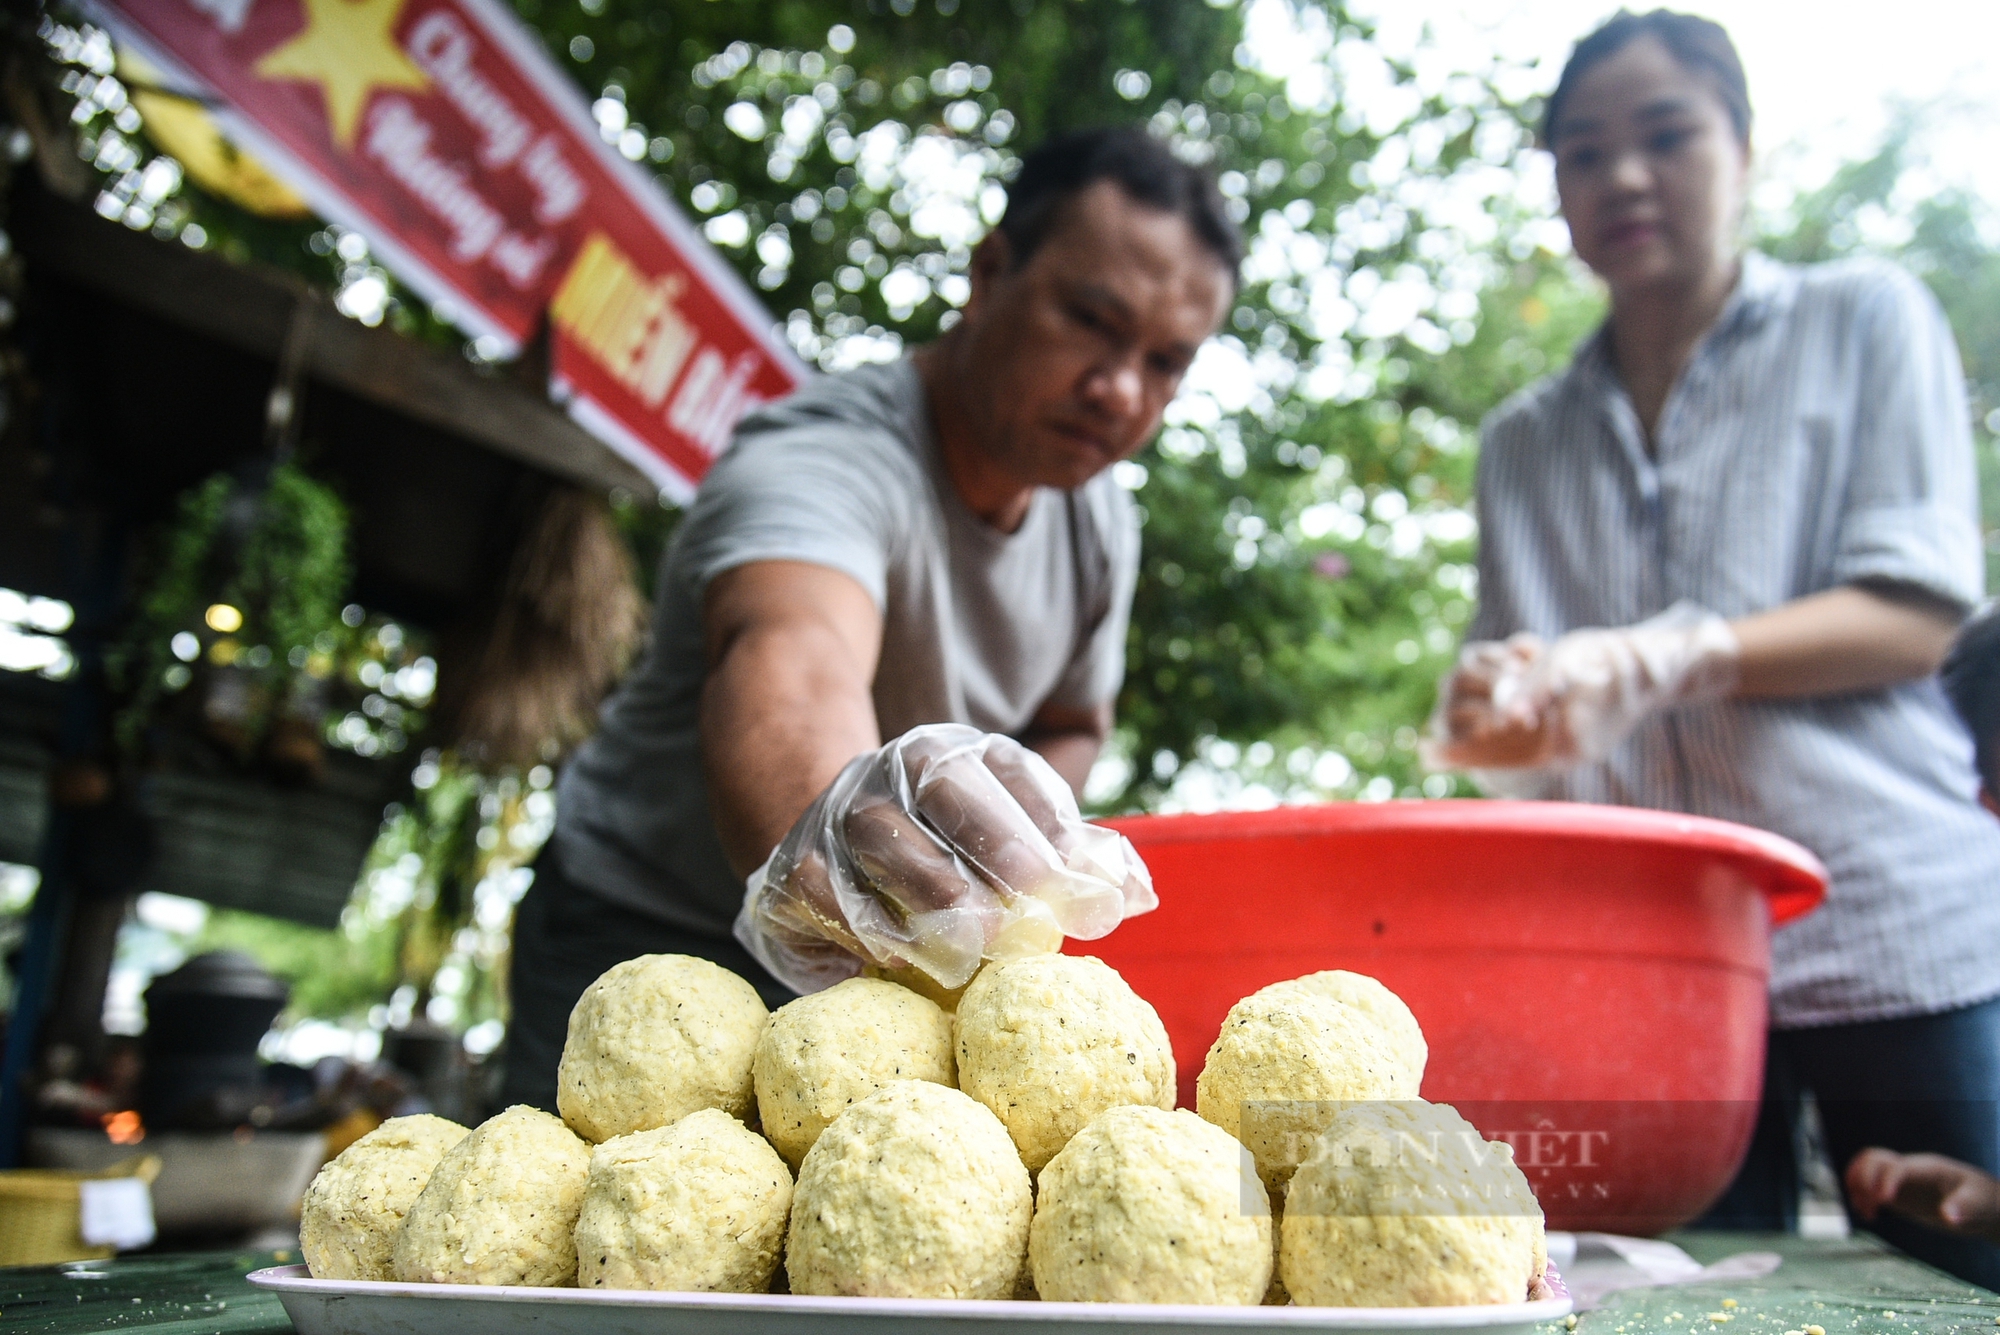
(0, 1250), (294, 1335)
(1597, 1235), (2000, 1335)
(1, 1235), (1994, 1334)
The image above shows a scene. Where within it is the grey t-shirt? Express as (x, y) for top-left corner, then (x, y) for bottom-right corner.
(552, 358), (1141, 936)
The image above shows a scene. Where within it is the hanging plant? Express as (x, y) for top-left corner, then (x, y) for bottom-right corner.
(229, 463), (352, 672)
(116, 461), (353, 769)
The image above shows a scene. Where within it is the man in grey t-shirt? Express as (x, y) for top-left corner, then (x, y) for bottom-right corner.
(501, 128), (1240, 1110)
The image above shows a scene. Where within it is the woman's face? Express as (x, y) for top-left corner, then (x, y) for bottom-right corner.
(1551, 35), (1750, 298)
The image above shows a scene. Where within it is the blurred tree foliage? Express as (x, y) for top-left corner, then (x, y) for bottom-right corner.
(43, 3), (2000, 824)
(44, 0), (1591, 815)
(35, 2), (2000, 1036)
(1758, 110), (2000, 590)
(498, 0), (1595, 809)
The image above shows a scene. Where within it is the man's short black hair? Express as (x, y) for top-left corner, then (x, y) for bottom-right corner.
(1944, 605), (2000, 795)
(996, 126), (1243, 283)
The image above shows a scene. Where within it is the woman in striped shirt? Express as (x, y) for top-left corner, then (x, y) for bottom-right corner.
(1428, 9), (2000, 1283)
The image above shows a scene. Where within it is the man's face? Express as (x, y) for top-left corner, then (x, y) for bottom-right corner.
(952, 181), (1234, 491)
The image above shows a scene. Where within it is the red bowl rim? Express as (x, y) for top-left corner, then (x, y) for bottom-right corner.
(1103, 799), (1828, 927)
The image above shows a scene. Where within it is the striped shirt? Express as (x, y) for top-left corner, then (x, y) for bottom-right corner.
(1470, 250), (2000, 1029)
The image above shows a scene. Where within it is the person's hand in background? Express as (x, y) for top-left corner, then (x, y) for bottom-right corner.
(1422, 604), (1740, 776)
(1846, 1147), (2000, 1243)
(1426, 586), (1960, 786)
(736, 724), (1156, 993)
(1422, 634), (1552, 771)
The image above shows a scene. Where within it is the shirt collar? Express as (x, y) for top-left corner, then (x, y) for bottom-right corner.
(1716, 250), (1795, 337)
(1574, 249), (1796, 387)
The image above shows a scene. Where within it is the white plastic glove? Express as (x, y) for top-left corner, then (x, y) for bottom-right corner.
(733, 723), (1157, 994)
(1422, 603), (1741, 780)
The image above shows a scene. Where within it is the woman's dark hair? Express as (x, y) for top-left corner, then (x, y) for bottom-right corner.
(1944, 606), (2000, 797)
(997, 126), (1244, 282)
(1542, 9), (1752, 147)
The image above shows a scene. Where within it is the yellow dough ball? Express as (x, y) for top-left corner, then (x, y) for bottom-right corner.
(1253, 971), (1427, 1089)
(753, 976), (956, 1168)
(1197, 991), (1417, 1191)
(786, 1080), (1032, 1299)
(390, 1105), (592, 1287)
(557, 954), (769, 1143)
(1029, 1106), (1271, 1305)
(954, 955), (1175, 1173)
(1280, 1100), (1546, 1307)
(300, 1114), (468, 1280)
(574, 1109), (794, 1293)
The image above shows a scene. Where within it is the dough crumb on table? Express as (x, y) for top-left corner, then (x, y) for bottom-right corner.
(574, 1108), (794, 1293)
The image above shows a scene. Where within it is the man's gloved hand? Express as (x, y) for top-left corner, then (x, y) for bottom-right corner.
(734, 723), (1157, 994)
(1421, 603), (1741, 778)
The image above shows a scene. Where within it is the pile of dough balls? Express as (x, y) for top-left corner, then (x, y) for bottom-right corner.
(753, 975), (956, 1167)
(557, 954), (770, 1143)
(786, 1080), (1032, 1299)
(1030, 1105), (1270, 1304)
(954, 955), (1176, 1172)
(298, 949), (1548, 1311)
(1280, 1100), (1546, 1306)
(300, 1114), (468, 1281)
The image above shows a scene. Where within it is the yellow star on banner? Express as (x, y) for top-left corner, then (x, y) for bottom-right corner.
(254, 0), (429, 149)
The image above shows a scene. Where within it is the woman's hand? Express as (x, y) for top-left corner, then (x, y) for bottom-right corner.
(1429, 583), (1961, 781)
(1423, 635), (1554, 770)
(1424, 605), (1740, 773)
(1846, 1148), (2000, 1243)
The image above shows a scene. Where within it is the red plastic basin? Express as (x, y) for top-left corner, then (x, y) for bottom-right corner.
(1090, 800), (1826, 1235)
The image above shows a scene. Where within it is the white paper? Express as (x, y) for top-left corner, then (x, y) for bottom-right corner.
(1549, 1232), (1781, 1308)
(78, 1177), (157, 1251)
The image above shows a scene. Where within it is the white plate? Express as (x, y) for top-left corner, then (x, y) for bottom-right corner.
(247, 1264), (1572, 1335)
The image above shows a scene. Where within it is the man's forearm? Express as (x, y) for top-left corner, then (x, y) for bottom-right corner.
(701, 621), (880, 877)
(700, 563), (885, 879)
(1731, 583), (1961, 699)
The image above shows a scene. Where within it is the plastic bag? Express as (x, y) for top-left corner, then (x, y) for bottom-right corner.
(734, 723), (1158, 994)
(1417, 634), (1547, 774)
(1511, 602), (1738, 764)
(1421, 603), (1739, 784)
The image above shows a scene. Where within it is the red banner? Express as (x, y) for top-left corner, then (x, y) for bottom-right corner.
(90, 0), (802, 499)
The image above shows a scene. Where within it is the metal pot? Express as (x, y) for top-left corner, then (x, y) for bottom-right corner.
(139, 950), (288, 1129)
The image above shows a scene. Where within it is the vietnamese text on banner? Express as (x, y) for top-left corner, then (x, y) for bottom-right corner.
(89, 0), (804, 499)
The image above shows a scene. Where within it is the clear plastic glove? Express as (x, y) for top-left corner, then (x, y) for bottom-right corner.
(733, 723), (1157, 994)
(1421, 602), (1741, 777)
